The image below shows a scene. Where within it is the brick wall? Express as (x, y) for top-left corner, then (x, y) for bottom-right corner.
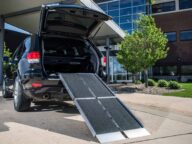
(154, 10), (192, 66)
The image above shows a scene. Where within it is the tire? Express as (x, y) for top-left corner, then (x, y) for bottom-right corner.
(2, 77), (12, 98)
(13, 77), (31, 112)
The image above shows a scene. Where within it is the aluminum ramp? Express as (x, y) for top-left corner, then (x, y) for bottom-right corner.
(59, 73), (150, 143)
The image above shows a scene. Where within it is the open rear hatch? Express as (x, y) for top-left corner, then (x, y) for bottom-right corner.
(40, 4), (111, 37)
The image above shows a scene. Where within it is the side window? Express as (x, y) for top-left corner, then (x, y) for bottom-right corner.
(17, 45), (25, 59)
(22, 37), (31, 58)
(12, 43), (24, 62)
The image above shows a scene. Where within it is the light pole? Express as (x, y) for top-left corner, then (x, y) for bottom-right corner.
(0, 17), (5, 85)
(105, 37), (111, 84)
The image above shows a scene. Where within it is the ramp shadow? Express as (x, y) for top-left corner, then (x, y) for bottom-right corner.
(0, 122), (9, 133)
(6, 101), (96, 142)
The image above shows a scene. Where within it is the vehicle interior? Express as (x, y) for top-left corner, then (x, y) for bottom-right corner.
(42, 37), (98, 76)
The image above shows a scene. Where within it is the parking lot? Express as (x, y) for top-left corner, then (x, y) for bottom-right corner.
(0, 90), (192, 144)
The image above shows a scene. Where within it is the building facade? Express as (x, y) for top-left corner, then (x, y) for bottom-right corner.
(152, 0), (192, 82)
(94, 0), (192, 82)
(94, 0), (148, 82)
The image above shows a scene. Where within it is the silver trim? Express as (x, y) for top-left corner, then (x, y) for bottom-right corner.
(76, 97), (95, 100)
(97, 96), (116, 99)
(124, 128), (150, 139)
(47, 78), (59, 80)
(96, 132), (125, 143)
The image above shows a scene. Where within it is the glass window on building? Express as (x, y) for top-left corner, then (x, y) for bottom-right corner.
(152, 1), (175, 14)
(153, 66), (177, 76)
(181, 65), (192, 75)
(133, 0), (145, 6)
(133, 5), (146, 14)
(120, 23), (132, 31)
(163, 66), (177, 76)
(180, 30), (192, 41)
(98, 0), (147, 32)
(108, 10), (119, 17)
(120, 7), (132, 16)
(165, 32), (177, 42)
(99, 3), (108, 11)
(153, 66), (162, 76)
(120, 15), (132, 23)
(179, 0), (192, 10)
(113, 17), (120, 24)
(120, 0), (132, 8)
(108, 1), (119, 10)
(110, 56), (131, 82)
(133, 14), (140, 20)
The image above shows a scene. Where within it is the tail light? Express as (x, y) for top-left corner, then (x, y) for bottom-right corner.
(101, 56), (106, 67)
(27, 52), (40, 63)
(32, 82), (42, 88)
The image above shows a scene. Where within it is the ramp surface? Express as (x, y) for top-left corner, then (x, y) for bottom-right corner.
(59, 73), (114, 99)
(59, 73), (150, 143)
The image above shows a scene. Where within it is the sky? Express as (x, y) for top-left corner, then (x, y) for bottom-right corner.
(5, 23), (30, 35)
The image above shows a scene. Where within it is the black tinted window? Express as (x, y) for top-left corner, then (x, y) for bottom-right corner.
(180, 30), (192, 41)
(179, 0), (192, 9)
(165, 32), (177, 42)
(152, 1), (175, 13)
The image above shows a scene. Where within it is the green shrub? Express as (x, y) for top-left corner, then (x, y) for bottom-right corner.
(148, 79), (156, 86)
(3, 43), (12, 74)
(158, 79), (168, 87)
(135, 80), (142, 84)
(168, 81), (181, 89)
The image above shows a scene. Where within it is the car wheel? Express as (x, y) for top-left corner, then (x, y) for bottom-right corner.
(13, 77), (31, 112)
(2, 77), (12, 98)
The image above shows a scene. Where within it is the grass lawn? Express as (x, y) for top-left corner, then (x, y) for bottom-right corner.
(163, 83), (192, 98)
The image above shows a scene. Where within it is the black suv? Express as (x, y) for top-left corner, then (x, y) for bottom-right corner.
(2, 3), (109, 112)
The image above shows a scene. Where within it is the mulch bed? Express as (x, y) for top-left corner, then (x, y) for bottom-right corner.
(109, 83), (182, 95)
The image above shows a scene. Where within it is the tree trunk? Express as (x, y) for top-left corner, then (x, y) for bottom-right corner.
(144, 69), (148, 88)
(132, 73), (136, 84)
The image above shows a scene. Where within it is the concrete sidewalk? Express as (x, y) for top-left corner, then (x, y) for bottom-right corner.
(117, 93), (192, 117)
(1, 90), (192, 144)
(0, 87), (2, 96)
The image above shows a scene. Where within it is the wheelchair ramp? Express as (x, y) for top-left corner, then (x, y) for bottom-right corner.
(59, 73), (150, 143)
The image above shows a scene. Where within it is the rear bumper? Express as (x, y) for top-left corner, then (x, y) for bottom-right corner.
(22, 77), (69, 101)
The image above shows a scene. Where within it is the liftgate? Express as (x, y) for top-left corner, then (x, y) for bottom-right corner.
(59, 73), (150, 143)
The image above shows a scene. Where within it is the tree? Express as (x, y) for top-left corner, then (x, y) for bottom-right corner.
(117, 14), (169, 87)
(3, 43), (12, 73)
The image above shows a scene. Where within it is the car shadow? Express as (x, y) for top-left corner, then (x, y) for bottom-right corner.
(28, 101), (78, 114)
(0, 99), (97, 142)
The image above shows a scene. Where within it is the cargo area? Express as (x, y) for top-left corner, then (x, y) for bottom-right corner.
(42, 37), (99, 76)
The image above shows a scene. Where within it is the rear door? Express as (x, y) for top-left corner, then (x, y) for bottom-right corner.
(39, 4), (111, 37)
